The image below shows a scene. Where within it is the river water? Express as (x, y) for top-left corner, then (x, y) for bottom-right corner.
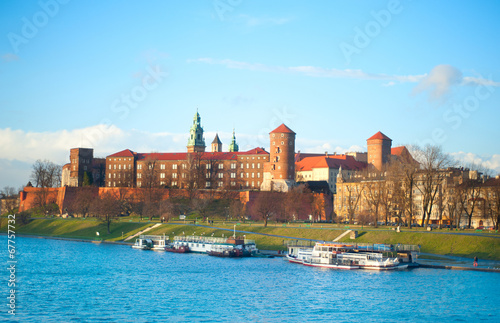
(1, 236), (499, 322)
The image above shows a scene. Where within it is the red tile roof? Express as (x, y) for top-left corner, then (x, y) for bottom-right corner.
(270, 123), (295, 134)
(391, 146), (405, 156)
(107, 149), (136, 158)
(108, 147), (269, 161)
(367, 131), (391, 141)
(295, 155), (367, 172)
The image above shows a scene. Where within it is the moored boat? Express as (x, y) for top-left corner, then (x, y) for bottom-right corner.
(165, 245), (190, 253)
(304, 242), (359, 270)
(171, 235), (258, 256)
(132, 237), (153, 250)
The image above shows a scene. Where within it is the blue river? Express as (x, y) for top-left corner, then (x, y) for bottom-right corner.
(1, 236), (499, 322)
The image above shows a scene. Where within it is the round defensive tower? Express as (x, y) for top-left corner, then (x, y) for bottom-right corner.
(268, 123), (296, 190)
(367, 131), (392, 171)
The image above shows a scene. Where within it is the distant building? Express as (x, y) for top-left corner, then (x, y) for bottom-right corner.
(61, 148), (105, 187)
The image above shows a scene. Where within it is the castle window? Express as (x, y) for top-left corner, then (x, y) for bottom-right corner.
(246, 173), (249, 178)
(257, 163), (261, 169)
(114, 165), (116, 170)
(241, 173), (244, 178)
(138, 165), (142, 170)
(173, 164), (177, 170)
(182, 173), (186, 178)
(272, 134), (275, 138)
(252, 163), (255, 169)
(160, 164), (165, 170)
(257, 181), (260, 186)
(119, 165), (121, 170)
(251, 173), (254, 178)
(172, 181), (177, 187)
(218, 182), (223, 187)
(246, 163), (249, 168)
(172, 173), (177, 179)
(218, 173), (223, 179)
(108, 164), (112, 170)
(257, 173), (260, 178)
(108, 174), (111, 179)
(137, 181), (141, 187)
(206, 182), (211, 188)
(230, 173), (236, 178)
(272, 142), (275, 146)
(231, 163), (236, 169)
(281, 141), (284, 145)
(137, 173), (141, 179)
(231, 182), (236, 186)
(160, 173), (165, 179)
(281, 134), (284, 137)
(206, 173), (210, 179)
(218, 164), (223, 169)
(206, 164), (211, 170)
(182, 164), (186, 169)
(240, 163), (244, 169)
(113, 173), (116, 178)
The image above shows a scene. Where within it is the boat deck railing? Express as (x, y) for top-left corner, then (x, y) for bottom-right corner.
(286, 240), (420, 253)
(139, 235), (169, 241)
(174, 235), (227, 244)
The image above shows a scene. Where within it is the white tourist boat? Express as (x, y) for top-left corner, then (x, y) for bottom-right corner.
(132, 237), (153, 250)
(302, 242), (359, 270)
(337, 252), (404, 270)
(132, 234), (169, 251)
(171, 235), (258, 256)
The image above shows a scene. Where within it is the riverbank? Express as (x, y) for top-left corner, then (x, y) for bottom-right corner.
(2, 217), (499, 260)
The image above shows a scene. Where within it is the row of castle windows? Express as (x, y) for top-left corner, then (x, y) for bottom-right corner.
(109, 179), (259, 188)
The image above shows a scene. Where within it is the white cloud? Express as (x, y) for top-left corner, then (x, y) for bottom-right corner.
(412, 65), (463, 100)
(188, 58), (426, 84)
(189, 59), (500, 94)
(450, 152), (500, 175)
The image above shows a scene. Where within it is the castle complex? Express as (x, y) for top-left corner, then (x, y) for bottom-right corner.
(45, 111), (500, 228)
(61, 111), (402, 193)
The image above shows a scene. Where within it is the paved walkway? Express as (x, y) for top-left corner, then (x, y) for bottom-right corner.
(124, 223), (161, 241)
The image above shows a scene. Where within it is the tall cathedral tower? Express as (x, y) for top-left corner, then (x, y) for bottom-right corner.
(187, 110), (206, 153)
(228, 129), (239, 152)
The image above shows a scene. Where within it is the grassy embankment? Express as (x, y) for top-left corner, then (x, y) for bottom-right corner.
(1, 217), (499, 260)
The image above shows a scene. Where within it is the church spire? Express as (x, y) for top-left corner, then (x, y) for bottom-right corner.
(228, 128), (239, 152)
(187, 110), (206, 153)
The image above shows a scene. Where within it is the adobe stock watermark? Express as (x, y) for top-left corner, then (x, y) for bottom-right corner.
(84, 64), (167, 147)
(339, 0), (404, 64)
(416, 76), (496, 147)
(213, 0), (242, 21)
(7, 0), (70, 54)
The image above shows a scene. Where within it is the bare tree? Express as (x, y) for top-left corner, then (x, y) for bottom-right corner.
(251, 191), (279, 227)
(484, 179), (500, 230)
(68, 187), (95, 217)
(340, 181), (364, 225)
(458, 166), (485, 228)
(363, 172), (385, 228)
(90, 192), (122, 234)
(31, 159), (62, 188)
(413, 145), (453, 226)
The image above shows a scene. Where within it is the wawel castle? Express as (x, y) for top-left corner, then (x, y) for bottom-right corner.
(60, 111), (499, 228)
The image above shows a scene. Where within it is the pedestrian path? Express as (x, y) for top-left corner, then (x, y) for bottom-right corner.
(333, 230), (352, 242)
(124, 223), (162, 241)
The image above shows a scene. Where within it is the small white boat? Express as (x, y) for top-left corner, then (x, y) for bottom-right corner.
(132, 237), (153, 250)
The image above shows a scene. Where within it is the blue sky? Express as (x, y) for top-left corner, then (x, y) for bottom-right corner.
(1, 0), (500, 189)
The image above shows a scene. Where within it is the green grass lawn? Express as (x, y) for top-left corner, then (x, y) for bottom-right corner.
(2, 217), (499, 260)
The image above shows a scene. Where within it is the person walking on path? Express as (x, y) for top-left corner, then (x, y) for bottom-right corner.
(473, 256), (478, 267)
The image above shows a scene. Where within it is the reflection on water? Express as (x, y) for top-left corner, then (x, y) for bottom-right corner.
(1, 236), (498, 322)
